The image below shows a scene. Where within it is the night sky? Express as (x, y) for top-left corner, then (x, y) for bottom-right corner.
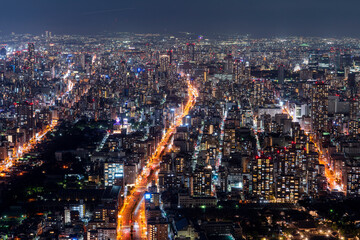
(1, 0), (360, 37)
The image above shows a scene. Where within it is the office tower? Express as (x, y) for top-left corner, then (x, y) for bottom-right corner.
(233, 59), (246, 83)
(341, 54), (353, 69)
(311, 82), (329, 135)
(0, 47), (6, 58)
(319, 54), (330, 69)
(147, 219), (169, 240)
(16, 101), (34, 129)
(275, 175), (300, 203)
(224, 54), (233, 74)
(345, 66), (351, 80)
(27, 43), (35, 79)
(345, 162), (360, 196)
(28, 43), (35, 62)
(233, 59), (240, 83)
(0, 59), (5, 80)
(124, 163), (137, 186)
(309, 53), (319, 70)
(252, 79), (265, 108)
(159, 54), (170, 73)
(186, 43), (195, 61)
(252, 156), (274, 201)
(144, 192), (160, 209)
(174, 155), (186, 174)
(276, 147), (297, 175)
(306, 151), (321, 196)
(261, 114), (272, 133)
(278, 64), (285, 85)
(191, 165), (212, 196)
(104, 162), (124, 186)
(349, 98), (359, 137)
(334, 48), (341, 70)
(223, 123), (235, 156)
(167, 50), (173, 64)
(348, 73), (358, 97)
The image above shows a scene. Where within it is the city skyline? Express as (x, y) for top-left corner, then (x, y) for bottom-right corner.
(1, 0), (360, 37)
(1, 1), (360, 239)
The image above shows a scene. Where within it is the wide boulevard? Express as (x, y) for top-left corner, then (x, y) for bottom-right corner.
(117, 81), (198, 240)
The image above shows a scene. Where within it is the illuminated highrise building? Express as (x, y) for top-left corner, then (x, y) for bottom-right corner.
(349, 97), (359, 137)
(186, 43), (195, 61)
(0, 47), (6, 58)
(28, 42), (35, 62)
(252, 156), (274, 201)
(252, 79), (265, 108)
(167, 49), (173, 64)
(275, 175), (300, 203)
(0, 59), (5, 80)
(311, 82), (329, 136)
(223, 124), (236, 156)
(191, 165), (212, 197)
(278, 64), (285, 85)
(348, 73), (359, 97)
(144, 192), (160, 209)
(345, 163), (360, 196)
(341, 53), (353, 69)
(27, 42), (35, 79)
(174, 155), (186, 174)
(104, 162), (124, 186)
(16, 101), (34, 129)
(159, 54), (170, 73)
(224, 54), (233, 74)
(147, 219), (169, 240)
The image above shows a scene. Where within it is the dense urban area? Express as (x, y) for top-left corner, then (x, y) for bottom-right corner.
(0, 32), (360, 240)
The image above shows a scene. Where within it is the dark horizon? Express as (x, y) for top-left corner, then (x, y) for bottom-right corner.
(1, 0), (360, 38)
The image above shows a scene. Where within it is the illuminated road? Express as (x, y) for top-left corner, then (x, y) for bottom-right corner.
(281, 105), (343, 192)
(0, 64), (80, 175)
(216, 107), (228, 169)
(117, 81), (198, 240)
(246, 99), (261, 157)
(0, 120), (58, 175)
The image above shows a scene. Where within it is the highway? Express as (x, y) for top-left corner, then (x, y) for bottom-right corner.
(117, 81), (198, 240)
